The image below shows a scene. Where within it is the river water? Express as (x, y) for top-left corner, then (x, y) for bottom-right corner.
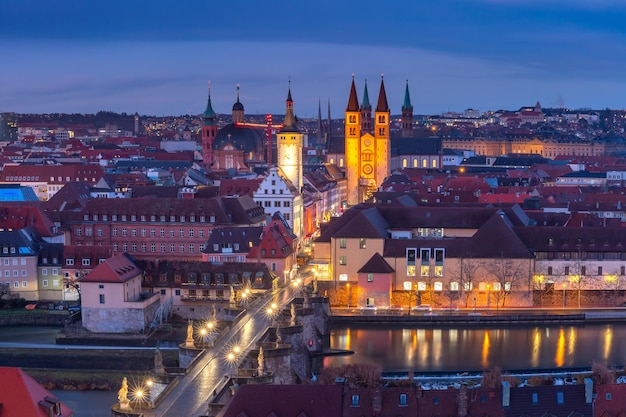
(324, 323), (626, 373)
(4, 323), (626, 415)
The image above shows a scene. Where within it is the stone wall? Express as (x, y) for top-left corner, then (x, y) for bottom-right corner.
(83, 301), (159, 333)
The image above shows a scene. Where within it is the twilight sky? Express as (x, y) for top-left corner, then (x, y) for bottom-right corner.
(2, 0), (626, 118)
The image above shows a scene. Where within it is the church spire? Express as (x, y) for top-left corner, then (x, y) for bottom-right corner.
(376, 74), (389, 112)
(203, 81), (216, 126)
(316, 99), (324, 146)
(232, 83), (244, 123)
(360, 79), (372, 133)
(402, 80), (413, 112)
(401, 80), (413, 137)
(281, 80), (299, 132)
(346, 74), (359, 112)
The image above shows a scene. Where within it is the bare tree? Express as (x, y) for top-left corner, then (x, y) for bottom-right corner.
(564, 252), (586, 308)
(0, 282), (9, 302)
(486, 255), (527, 309)
(450, 255), (481, 308)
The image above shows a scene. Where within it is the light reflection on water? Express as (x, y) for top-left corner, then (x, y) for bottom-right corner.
(324, 324), (626, 373)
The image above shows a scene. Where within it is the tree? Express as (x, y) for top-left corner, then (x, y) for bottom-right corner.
(486, 255), (527, 309)
(450, 255), (481, 308)
(0, 282), (9, 306)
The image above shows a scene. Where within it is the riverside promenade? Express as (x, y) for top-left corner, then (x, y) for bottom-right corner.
(329, 307), (626, 326)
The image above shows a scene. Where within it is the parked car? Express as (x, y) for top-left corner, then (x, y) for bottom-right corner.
(360, 305), (377, 314)
(411, 304), (432, 312)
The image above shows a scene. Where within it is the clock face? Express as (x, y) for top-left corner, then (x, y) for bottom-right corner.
(363, 164), (373, 175)
(364, 139), (371, 146)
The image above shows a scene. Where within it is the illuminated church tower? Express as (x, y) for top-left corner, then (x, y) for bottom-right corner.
(277, 83), (303, 191)
(201, 82), (218, 167)
(345, 75), (390, 206)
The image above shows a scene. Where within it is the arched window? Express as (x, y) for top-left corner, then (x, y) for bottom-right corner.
(402, 158), (408, 168)
(432, 159), (437, 168)
(413, 159), (418, 167)
(339, 158), (344, 168)
(422, 158), (427, 168)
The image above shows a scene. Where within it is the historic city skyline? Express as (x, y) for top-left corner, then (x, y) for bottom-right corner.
(3, 0), (626, 116)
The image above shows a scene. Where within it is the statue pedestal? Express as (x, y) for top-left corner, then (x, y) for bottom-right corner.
(185, 338), (195, 348)
(119, 400), (130, 410)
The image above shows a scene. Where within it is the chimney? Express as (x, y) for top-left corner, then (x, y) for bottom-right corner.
(457, 385), (468, 417)
(584, 378), (593, 404)
(372, 388), (382, 416)
(501, 381), (510, 407)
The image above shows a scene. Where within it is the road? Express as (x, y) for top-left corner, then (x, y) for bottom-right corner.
(147, 281), (303, 417)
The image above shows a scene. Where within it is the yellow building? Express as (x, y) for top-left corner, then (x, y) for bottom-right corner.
(345, 77), (390, 206)
(277, 84), (303, 192)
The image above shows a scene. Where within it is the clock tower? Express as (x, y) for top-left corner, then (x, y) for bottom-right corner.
(277, 83), (303, 192)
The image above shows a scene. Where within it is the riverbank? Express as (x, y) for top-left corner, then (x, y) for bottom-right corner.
(329, 310), (626, 326)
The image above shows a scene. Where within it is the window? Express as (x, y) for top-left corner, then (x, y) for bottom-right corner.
(99, 294), (105, 304)
(339, 256), (347, 265)
(131, 243), (137, 252)
(189, 229), (194, 238)
(82, 258), (90, 266)
(113, 228), (118, 237)
(359, 238), (366, 249)
(557, 391), (564, 405)
(42, 269), (48, 276)
(399, 394), (407, 406)
(22, 281), (27, 287)
(351, 395), (359, 407)
(140, 228), (146, 237)
(160, 289), (166, 295)
(581, 266), (586, 275)
(160, 229), (165, 237)
(160, 244), (166, 252)
(132, 229), (137, 237)
(339, 238), (347, 248)
(175, 289), (181, 296)
(622, 266), (625, 276)
(43, 280), (48, 287)
(407, 248), (417, 276)
(532, 393), (538, 404)
(598, 266), (603, 275)
(150, 229), (156, 237)
(151, 243), (156, 252)
(548, 266), (553, 275)
(367, 273), (374, 282)
(122, 228), (127, 237)
(14, 281), (18, 288)
(450, 281), (459, 291)
(564, 266), (570, 275)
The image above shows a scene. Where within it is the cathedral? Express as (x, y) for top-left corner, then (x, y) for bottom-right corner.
(201, 84), (267, 172)
(344, 76), (391, 206)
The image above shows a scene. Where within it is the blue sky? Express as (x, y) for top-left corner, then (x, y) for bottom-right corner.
(2, 0), (626, 117)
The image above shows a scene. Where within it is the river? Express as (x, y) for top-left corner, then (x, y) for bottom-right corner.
(4, 323), (626, 415)
(324, 323), (626, 373)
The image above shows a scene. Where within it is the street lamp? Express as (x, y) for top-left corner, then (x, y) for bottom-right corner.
(346, 283), (351, 309)
(486, 284), (491, 309)
(473, 297), (477, 312)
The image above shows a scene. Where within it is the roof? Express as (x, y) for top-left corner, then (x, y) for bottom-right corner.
(0, 367), (74, 417)
(82, 253), (140, 283)
(375, 77), (389, 113)
(220, 384), (343, 417)
(358, 252), (395, 273)
(346, 77), (359, 112)
(214, 123), (264, 154)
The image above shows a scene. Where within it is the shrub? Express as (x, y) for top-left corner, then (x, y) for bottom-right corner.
(592, 360), (616, 385)
(481, 367), (502, 389)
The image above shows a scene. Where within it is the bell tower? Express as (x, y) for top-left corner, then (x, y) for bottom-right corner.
(277, 82), (304, 191)
(345, 75), (361, 206)
(201, 81), (218, 167)
(401, 80), (413, 137)
(374, 75), (390, 190)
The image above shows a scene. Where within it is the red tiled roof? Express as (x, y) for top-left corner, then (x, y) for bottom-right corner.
(82, 253), (139, 283)
(220, 384), (343, 417)
(0, 367), (74, 417)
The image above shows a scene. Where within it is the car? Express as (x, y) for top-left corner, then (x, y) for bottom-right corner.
(411, 304), (432, 312)
(389, 305), (403, 311)
(360, 305), (378, 314)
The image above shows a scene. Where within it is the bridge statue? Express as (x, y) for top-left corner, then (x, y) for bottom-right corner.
(118, 377), (130, 409)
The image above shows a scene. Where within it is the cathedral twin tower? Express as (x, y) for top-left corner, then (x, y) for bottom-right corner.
(201, 76), (394, 207)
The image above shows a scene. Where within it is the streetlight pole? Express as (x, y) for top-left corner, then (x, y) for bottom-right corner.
(487, 285), (490, 310)
(346, 283), (351, 309)
(473, 297), (476, 312)
(562, 283), (566, 309)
